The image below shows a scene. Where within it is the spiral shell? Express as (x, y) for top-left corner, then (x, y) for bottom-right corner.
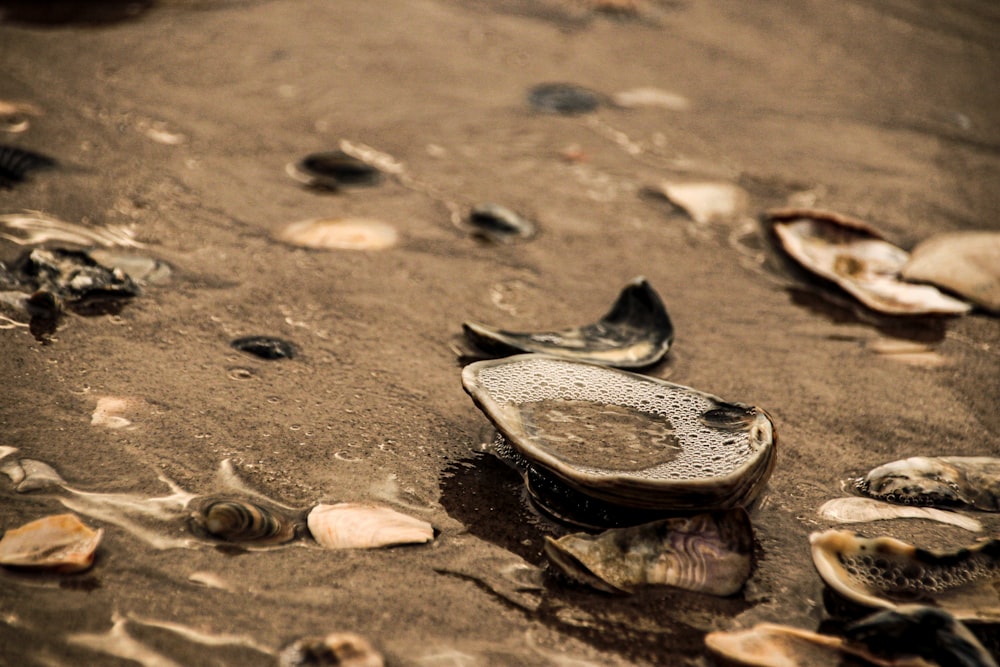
(192, 499), (298, 546)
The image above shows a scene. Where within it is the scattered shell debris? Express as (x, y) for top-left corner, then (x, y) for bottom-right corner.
(275, 217), (399, 251)
(817, 497), (982, 532)
(766, 208), (972, 316)
(306, 502), (434, 550)
(463, 277), (674, 368)
(0, 513), (103, 573)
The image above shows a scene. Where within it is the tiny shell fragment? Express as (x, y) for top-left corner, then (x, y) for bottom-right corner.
(611, 87), (690, 111)
(657, 181), (747, 224)
(306, 503), (434, 550)
(276, 218), (398, 251)
(818, 497), (982, 532)
(0, 513), (103, 573)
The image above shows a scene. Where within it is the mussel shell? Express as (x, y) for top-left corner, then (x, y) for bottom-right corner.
(231, 335), (298, 360)
(190, 498), (299, 545)
(544, 509), (754, 595)
(462, 277), (674, 368)
(0, 144), (56, 188)
(809, 529), (1000, 621)
(765, 208), (971, 316)
(527, 83), (601, 115)
(286, 150), (381, 190)
(466, 203), (536, 243)
(856, 456), (1000, 512)
(462, 355), (776, 512)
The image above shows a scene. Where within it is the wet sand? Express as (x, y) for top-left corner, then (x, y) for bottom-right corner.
(1, 1), (999, 665)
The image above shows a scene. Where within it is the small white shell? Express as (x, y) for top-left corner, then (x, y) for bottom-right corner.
(818, 497), (982, 532)
(306, 503), (434, 550)
(901, 231), (1000, 313)
(276, 218), (398, 251)
(657, 181), (747, 224)
(0, 513), (103, 573)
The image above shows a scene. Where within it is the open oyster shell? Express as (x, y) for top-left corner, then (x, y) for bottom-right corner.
(766, 208), (971, 316)
(463, 277), (673, 368)
(856, 456), (1000, 512)
(809, 529), (1000, 621)
(461, 355), (776, 512)
(544, 509), (753, 595)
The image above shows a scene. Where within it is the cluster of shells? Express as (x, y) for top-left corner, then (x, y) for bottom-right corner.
(458, 273), (1000, 666)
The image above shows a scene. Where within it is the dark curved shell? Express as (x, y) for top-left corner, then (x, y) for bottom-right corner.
(856, 456), (1000, 512)
(0, 144), (56, 188)
(191, 498), (299, 545)
(467, 203), (536, 243)
(462, 355), (777, 515)
(527, 83), (601, 115)
(463, 277), (674, 368)
(231, 336), (298, 360)
(286, 150), (381, 190)
(10, 247), (139, 314)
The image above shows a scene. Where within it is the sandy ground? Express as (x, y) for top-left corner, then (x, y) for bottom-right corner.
(0, 1), (999, 665)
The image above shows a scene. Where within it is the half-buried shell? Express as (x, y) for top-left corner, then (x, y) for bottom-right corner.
(461, 355), (776, 519)
(809, 529), (1000, 621)
(463, 277), (674, 368)
(276, 218), (398, 251)
(306, 503), (434, 550)
(855, 456), (1000, 512)
(286, 150), (382, 190)
(766, 208), (971, 316)
(190, 498), (300, 546)
(0, 513), (103, 573)
(544, 509), (753, 595)
(901, 231), (1000, 314)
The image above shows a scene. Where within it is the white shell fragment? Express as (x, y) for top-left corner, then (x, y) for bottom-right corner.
(306, 503), (434, 550)
(544, 509), (753, 595)
(657, 181), (747, 224)
(462, 355), (777, 514)
(809, 529), (1000, 621)
(0, 211), (144, 248)
(901, 231), (1000, 313)
(767, 208), (972, 316)
(611, 87), (690, 111)
(275, 218), (398, 251)
(0, 513), (103, 573)
(818, 497), (982, 532)
(705, 624), (866, 667)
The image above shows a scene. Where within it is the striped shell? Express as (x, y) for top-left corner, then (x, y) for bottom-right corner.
(306, 503), (434, 550)
(544, 509), (753, 595)
(192, 499), (298, 545)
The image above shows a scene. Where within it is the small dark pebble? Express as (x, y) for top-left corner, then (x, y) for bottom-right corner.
(288, 150), (381, 190)
(527, 83), (601, 115)
(0, 144), (56, 188)
(468, 203), (536, 243)
(231, 336), (297, 360)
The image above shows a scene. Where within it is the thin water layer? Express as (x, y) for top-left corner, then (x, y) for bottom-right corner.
(518, 399), (681, 471)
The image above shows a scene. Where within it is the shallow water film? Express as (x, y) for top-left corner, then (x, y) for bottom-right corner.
(1, 1), (999, 665)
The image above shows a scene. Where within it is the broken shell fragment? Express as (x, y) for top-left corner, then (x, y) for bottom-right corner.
(544, 509), (753, 595)
(856, 456), (1000, 512)
(0, 513), (103, 573)
(809, 529), (1000, 621)
(901, 231), (1000, 314)
(190, 498), (300, 546)
(279, 632), (385, 667)
(230, 336), (297, 360)
(461, 355), (777, 520)
(286, 150), (382, 190)
(463, 277), (673, 368)
(655, 181), (747, 224)
(528, 82), (601, 115)
(466, 203), (536, 243)
(766, 208), (971, 316)
(306, 503), (434, 550)
(818, 497), (982, 532)
(0, 144), (56, 188)
(276, 218), (398, 251)
(9, 247), (140, 313)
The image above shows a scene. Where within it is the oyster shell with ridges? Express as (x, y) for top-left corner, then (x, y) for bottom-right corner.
(463, 277), (674, 368)
(544, 509), (753, 595)
(461, 355), (776, 513)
